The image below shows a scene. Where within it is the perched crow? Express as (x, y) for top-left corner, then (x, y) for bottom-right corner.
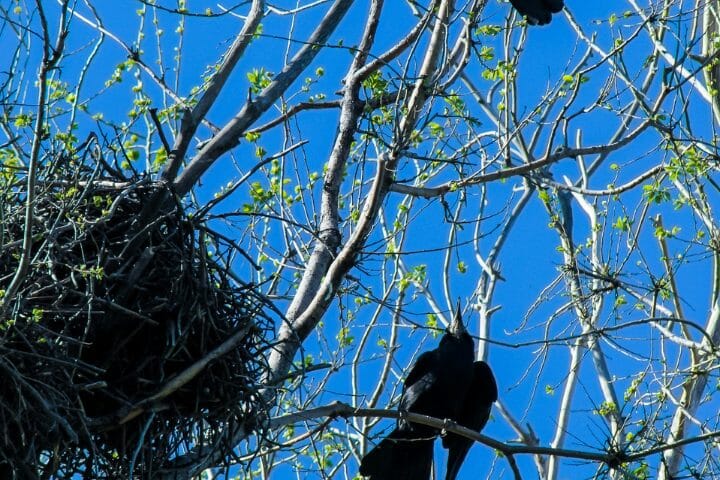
(509, 0), (564, 25)
(359, 304), (475, 480)
(443, 361), (498, 480)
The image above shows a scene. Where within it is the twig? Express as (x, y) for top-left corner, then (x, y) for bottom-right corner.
(149, 108), (171, 155)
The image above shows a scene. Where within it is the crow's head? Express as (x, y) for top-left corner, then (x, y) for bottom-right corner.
(439, 300), (475, 364)
(447, 299), (467, 337)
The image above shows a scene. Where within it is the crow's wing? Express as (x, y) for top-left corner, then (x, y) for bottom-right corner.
(399, 349), (439, 412)
(474, 361), (498, 405)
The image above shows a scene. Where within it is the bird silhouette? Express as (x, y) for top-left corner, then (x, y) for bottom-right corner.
(509, 0), (564, 25)
(359, 304), (475, 480)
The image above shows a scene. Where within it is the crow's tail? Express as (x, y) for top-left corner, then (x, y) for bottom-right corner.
(444, 436), (472, 480)
(359, 429), (433, 480)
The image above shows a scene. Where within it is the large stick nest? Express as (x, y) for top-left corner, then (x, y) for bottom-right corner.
(0, 146), (275, 478)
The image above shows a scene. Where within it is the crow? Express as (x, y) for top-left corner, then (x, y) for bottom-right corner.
(359, 304), (475, 480)
(509, 0), (565, 25)
(443, 360), (498, 480)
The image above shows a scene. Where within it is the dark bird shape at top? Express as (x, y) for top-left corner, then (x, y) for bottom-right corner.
(443, 360), (498, 480)
(509, 0), (564, 25)
(359, 303), (475, 480)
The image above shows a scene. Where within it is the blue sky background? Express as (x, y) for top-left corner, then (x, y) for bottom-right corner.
(3, 0), (719, 478)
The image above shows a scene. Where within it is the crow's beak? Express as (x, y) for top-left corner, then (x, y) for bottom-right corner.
(448, 300), (466, 336)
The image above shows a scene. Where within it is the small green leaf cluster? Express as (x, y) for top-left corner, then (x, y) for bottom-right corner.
(398, 264), (427, 293)
(247, 67), (274, 94)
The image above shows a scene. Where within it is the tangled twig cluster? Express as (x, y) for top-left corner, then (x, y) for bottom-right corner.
(0, 146), (274, 477)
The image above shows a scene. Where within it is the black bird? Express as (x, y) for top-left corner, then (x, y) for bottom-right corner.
(509, 0), (564, 25)
(359, 304), (475, 480)
(443, 360), (498, 480)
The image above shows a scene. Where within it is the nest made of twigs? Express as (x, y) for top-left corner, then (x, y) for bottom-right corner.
(0, 146), (274, 478)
